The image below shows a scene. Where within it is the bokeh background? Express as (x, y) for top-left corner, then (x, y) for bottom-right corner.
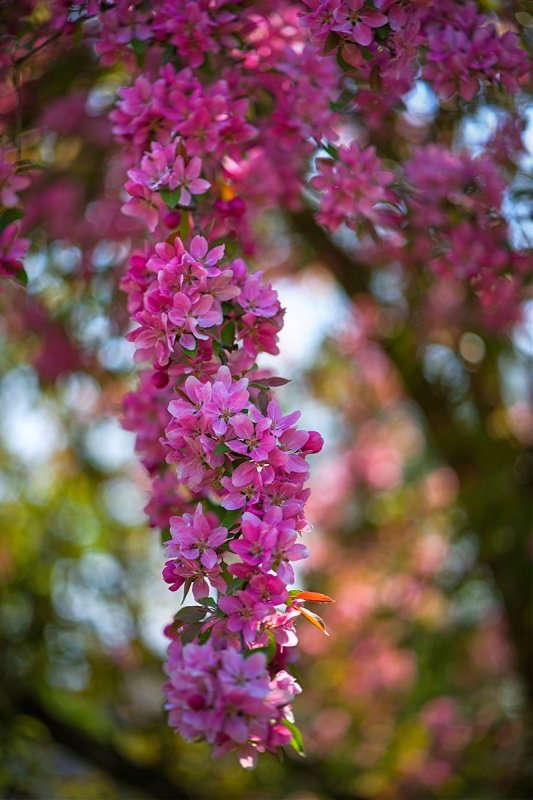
(1, 6), (532, 800)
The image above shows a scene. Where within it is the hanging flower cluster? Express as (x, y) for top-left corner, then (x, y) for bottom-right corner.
(121, 221), (326, 765)
(113, 22), (329, 760)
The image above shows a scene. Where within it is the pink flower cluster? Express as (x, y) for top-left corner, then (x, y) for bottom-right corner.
(114, 46), (325, 750)
(122, 142), (211, 232)
(301, 0), (528, 102)
(126, 234), (283, 370)
(403, 145), (531, 329)
(422, 0), (528, 101)
(165, 639), (301, 768)
(311, 141), (396, 234)
(121, 229), (323, 763)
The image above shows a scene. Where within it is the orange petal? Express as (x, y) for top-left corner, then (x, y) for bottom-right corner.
(299, 607), (330, 636)
(294, 591), (335, 604)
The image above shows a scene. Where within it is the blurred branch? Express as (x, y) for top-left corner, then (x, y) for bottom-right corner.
(14, 693), (358, 800)
(14, 30), (63, 66)
(15, 694), (194, 800)
(291, 210), (367, 296)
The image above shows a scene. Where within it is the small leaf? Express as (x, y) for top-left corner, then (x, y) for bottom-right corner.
(265, 630), (278, 661)
(336, 49), (350, 71)
(160, 188), (182, 209)
(197, 626), (213, 645)
(176, 606), (208, 623)
(265, 376), (291, 387)
(178, 212), (191, 242)
(299, 607), (330, 636)
(198, 597), (217, 609)
(224, 576), (245, 594)
(181, 621), (203, 644)
(323, 29), (339, 55)
(0, 208), (23, 234)
(375, 24), (391, 41)
(214, 443), (230, 455)
(257, 390), (269, 415)
(130, 38), (148, 68)
(182, 578), (193, 602)
(162, 43), (175, 63)
(294, 591), (335, 604)
(282, 719), (306, 757)
(14, 268), (28, 287)
(130, 38), (147, 57)
(323, 142), (339, 160)
(221, 508), (241, 529)
(221, 321), (236, 347)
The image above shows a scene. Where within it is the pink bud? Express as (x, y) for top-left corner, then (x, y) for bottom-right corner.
(164, 210), (182, 229)
(152, 370), (169, 389)
(188, 694), (206, 711)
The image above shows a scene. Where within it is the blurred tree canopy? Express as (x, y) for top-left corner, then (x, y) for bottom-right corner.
(0, 1), (532, 799)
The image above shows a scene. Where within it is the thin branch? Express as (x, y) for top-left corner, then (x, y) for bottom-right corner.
(14, 29), (64, 67)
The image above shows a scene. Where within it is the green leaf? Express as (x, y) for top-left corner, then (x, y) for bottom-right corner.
(336, 49), (350, 71)
(323, 29), (339, 54)
(162, 43), (175, 63)
(14, 268), (28, 287)
(263, 630), (277, 661)
(323, 142), (339, 160)
(221, 322), (236, 347)
(221, 508), (241, 529)
(375, 24), (391, 41)
(214, 443), (230, 455)
(178, 212), (191, 242)
(224, 576), (245, 594)
(175, 606), (208, 623)
(287, 589), (302, 602)
(281, 719), (306, 758)
(198, 597), (217, 609)
(0, 208), (23, 234)
(160, 188), (182, 209)
(197, 627), (213, 645)
(130, 38), (147, 67)
(160, 527), (172, 544)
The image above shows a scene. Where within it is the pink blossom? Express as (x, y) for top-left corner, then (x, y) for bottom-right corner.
(227, 409), (276, 462)
(331, 0), (387, 47)
(163, 556), (226, 600)
(168, 504), (227, 569)
(312, 141), (395, 233)
(168, 291), (222, 350)
(218, 591), (270, 645)
(229, 512), (277, 567)
(202, 366), (250, 436)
